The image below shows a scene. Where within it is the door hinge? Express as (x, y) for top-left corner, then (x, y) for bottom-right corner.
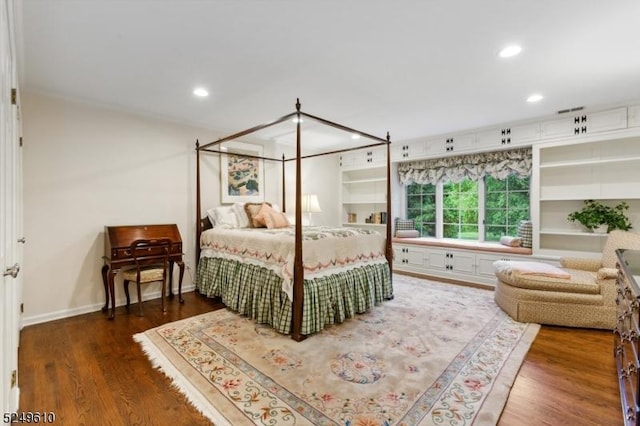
(11, 88), (17, 105)
(19, 137), (23, 147)
(11, 370), (16, 388)
(20, 303), (24, 313)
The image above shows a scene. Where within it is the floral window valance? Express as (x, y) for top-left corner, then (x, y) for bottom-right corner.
(397, 147), (532, 185)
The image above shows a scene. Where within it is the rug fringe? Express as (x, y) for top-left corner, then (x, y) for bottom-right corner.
(133, 332), (229, 426)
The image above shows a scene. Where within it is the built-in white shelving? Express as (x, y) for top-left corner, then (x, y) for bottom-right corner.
(340, 166), (388, 228)
(534, 133), (640, 255)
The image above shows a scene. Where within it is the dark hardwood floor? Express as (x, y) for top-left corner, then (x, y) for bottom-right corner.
(18, 291), (622, 425)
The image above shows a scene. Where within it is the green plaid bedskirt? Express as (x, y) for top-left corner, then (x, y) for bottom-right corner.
(195, 258), (393, 336)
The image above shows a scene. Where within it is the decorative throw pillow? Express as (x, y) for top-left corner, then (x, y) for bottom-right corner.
(261, 210), (290, 229)
(517, 220), (533, 248)
(253, 203), (275, 228)
(233, 202), (250, 228)
(499, 236), (522, 247)
(244, 202), (271, 228)
(394, 218), (415, 237)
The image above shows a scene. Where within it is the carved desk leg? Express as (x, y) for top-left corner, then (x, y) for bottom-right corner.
(101, 264), (110, 313)
(108, 268), (117, 319)
(177, 261), (185, 304)
(167, 261), (175, 298)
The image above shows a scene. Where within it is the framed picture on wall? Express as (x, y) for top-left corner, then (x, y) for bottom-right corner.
(220, 141), (264, 203)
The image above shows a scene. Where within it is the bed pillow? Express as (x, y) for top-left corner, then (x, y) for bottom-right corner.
(212, 205), (238, 228)
(244, 202), (271, 228)
(206, 208), (217, 228)
(253, 203), (274, 228)
(233, 202), (250, 228)
(257, 207), (290, 229)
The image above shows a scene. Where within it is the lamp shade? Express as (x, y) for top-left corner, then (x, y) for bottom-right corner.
(301, 194), (321, 213)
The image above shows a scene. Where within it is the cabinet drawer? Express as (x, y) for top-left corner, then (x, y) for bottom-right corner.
(111, 242), (182, 260)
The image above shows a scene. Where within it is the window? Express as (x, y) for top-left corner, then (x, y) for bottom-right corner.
(406, 175), (529, 241)
(443, 179), (478, 240)
(399, 147), (532, 241)
(407, 183), (436, 236)
(484, 175), (530, 241)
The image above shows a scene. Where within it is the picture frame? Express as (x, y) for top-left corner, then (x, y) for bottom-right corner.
(220, 141), (264, 203)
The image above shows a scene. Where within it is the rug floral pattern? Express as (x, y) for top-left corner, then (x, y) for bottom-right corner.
(135, 276), (539, 425)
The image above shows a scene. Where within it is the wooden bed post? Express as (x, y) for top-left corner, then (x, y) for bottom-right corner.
(292, 99), (304, 341)
(282, 154), (286, 213)
(195, 140), (202, 263)
(385, 132), (393, 277)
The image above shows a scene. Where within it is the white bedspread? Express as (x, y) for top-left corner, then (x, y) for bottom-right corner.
(200, 226), (388, 300)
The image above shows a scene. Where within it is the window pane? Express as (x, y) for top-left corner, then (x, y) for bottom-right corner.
(442, 179), (478, 241)
(405, 183), (436, 237)
(484, 175), (530, 241)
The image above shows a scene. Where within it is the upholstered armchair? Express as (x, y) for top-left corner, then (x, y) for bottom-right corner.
(494, 230), (640, 330)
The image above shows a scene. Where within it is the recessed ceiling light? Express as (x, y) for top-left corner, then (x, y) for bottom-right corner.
(527, 93), (544, 103)
(498, 45), (522, 58)
(193, 87), (209, 97)
(351, 133), (361, 140)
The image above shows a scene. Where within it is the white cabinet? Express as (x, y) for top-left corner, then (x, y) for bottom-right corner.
(339, 146), (386, 170)
(476, 122), (540, 149)
(341, 166), (387, 229)
(534, 134), (640, 255)
(394, 245), (426, 269)
(391, 140), (427, 161)
(426, 248), (475, 275)
(540, 107), (627, 140)
(393, 243), (541, 287)
(427, 133), (476, 157)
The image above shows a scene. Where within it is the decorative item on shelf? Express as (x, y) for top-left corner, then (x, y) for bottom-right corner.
(380, 211), (387, 225)
(348, 213), (357, 223)
(301, 193), (322, 226)
(373, 213), (381, 224)
(567, 200), (632, 233)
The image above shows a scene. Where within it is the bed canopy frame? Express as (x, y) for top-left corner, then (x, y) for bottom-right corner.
(195, 99), (393, 341)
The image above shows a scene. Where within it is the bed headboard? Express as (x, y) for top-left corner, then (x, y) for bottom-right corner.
(201, 217), (213, 232)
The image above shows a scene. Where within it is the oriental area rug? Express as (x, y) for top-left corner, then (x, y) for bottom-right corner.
(134, 275), (540, 425)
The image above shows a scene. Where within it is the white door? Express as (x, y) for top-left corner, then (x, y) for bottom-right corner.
(1, 0), (22, 413)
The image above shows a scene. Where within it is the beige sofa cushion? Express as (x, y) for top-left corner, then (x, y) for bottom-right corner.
(494, 266), (600, 295)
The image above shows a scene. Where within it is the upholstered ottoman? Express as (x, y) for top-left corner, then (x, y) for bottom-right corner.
(493, 260), (616, 330)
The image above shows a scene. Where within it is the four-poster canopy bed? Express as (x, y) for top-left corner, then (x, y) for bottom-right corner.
(195, 99), (393, 341)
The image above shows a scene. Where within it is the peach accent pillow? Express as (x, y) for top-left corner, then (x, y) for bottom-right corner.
(262, 210), (291, 229)
(254, 203), (290, 229)
(253, 203), (273, 228)
(244, 202), (270, 228)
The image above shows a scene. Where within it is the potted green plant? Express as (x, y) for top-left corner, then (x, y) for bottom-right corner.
(567, 200), (633, 233)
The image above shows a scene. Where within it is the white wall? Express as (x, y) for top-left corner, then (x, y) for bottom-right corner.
(21, 93), (218, 324)
(21, 93), (340, 324)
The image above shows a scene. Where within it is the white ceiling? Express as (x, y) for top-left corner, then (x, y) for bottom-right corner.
(17, 0), (640, 144)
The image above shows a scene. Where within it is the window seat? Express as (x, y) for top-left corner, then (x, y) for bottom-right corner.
(392, 237), (533, 255)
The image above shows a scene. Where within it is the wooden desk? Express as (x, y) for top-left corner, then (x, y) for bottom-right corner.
(101, 224), (185, 319)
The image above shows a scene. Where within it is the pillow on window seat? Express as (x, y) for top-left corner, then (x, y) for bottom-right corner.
(395, 230), (420, 238)
(499, 236), (522, 247)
